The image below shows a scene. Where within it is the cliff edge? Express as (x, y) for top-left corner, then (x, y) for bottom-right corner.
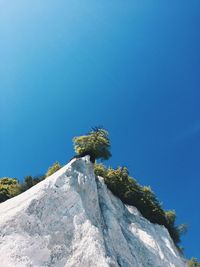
(0, 156), (187, 267)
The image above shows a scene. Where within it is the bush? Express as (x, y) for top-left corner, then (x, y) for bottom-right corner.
(0, 177), (21, 202)
(188, 258), (200, 267)
(24, 176), (34, 189)
(73, 127), (111, 162)
(0, 187), (10, 202)
(45, 162), (61, 177)
(94, 163), (185, 247)
(21, 175), (45, 191)
(165, 210), (176, 226)
(94, 163), (107, 177)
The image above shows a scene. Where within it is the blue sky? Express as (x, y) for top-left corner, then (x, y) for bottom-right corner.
(0, 0), (200, 259)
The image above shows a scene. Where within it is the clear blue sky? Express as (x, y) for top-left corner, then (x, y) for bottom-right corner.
(0, 0), (199, 259)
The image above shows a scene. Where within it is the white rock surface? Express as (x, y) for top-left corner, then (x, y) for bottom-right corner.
(0, 156), (187, 267)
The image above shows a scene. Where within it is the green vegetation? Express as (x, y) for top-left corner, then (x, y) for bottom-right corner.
(45, 161), (61, 177)
(87, 129), (187, 248)
(21, 175), (45, 192)
(0, 128), (191, 257)
(73, 127), (111, 162)
(188, 258), (200, 267)
(0, 161), (61, 202)
(94, 163), (187, 248)
(0, 177), (21, 202)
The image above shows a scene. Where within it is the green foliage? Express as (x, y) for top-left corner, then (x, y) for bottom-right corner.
(0, 177), (21, 202)
(165, 210), (176, 226)
(94, 163), (107, 177)
(94, 163), (186, 247)
(45, 162), (61, 177)
(104, 167), (132, 201)
(73, 127), (111, 162)
(21, 175), (45, 191)
(188, 258), (200, 267)
(0, 187), (10, 202)
(24, 176), (34, 189)
(0, 163), (58, 203)
(0, 128), (187, 255)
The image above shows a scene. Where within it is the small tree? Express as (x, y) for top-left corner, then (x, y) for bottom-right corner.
(45, 162), (61, 177)
(73, 127), (111, 162)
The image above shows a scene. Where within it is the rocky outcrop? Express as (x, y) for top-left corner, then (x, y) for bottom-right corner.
(0, 156), (187, 267)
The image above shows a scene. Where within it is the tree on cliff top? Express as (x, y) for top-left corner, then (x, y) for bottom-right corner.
(73, 127), (111, 163)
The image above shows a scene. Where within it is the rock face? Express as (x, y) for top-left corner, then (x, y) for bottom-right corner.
(0, 156), (187, 267)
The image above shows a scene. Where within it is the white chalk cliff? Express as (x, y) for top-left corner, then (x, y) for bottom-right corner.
(0, 156), (187, 267)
